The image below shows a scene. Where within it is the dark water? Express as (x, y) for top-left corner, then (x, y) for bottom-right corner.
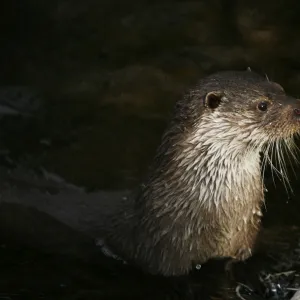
(1, 0), (300, 299)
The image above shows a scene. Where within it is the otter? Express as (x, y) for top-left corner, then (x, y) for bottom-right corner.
(0, 70), (299, 278)
(102, 70), (300, 276)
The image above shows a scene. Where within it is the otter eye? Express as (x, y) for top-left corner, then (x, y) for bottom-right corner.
(257, 101), (269, 111)
(205, 92), (222, 109)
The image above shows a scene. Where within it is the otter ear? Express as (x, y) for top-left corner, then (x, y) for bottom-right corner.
(204, 92), (223, 109)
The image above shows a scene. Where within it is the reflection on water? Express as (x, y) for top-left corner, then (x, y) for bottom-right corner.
(1, 0), (300, 299)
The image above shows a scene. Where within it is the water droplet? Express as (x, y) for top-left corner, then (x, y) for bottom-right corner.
(195, 264), (202, 270)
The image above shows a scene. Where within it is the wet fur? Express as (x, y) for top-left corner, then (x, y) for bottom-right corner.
(105, 71), (300, 276)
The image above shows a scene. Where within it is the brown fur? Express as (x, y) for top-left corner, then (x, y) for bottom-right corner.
(105, 70), (300, 276)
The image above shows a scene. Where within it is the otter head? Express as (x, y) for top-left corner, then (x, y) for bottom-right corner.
(209, 72), (299, 136)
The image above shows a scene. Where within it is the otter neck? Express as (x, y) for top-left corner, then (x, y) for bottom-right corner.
(136, 115), (264, 222)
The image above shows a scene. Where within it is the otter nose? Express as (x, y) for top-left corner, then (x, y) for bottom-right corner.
(294, 108), (300, 118)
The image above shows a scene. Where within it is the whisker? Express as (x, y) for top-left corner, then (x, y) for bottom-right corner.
(276, 139), (292, 194)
